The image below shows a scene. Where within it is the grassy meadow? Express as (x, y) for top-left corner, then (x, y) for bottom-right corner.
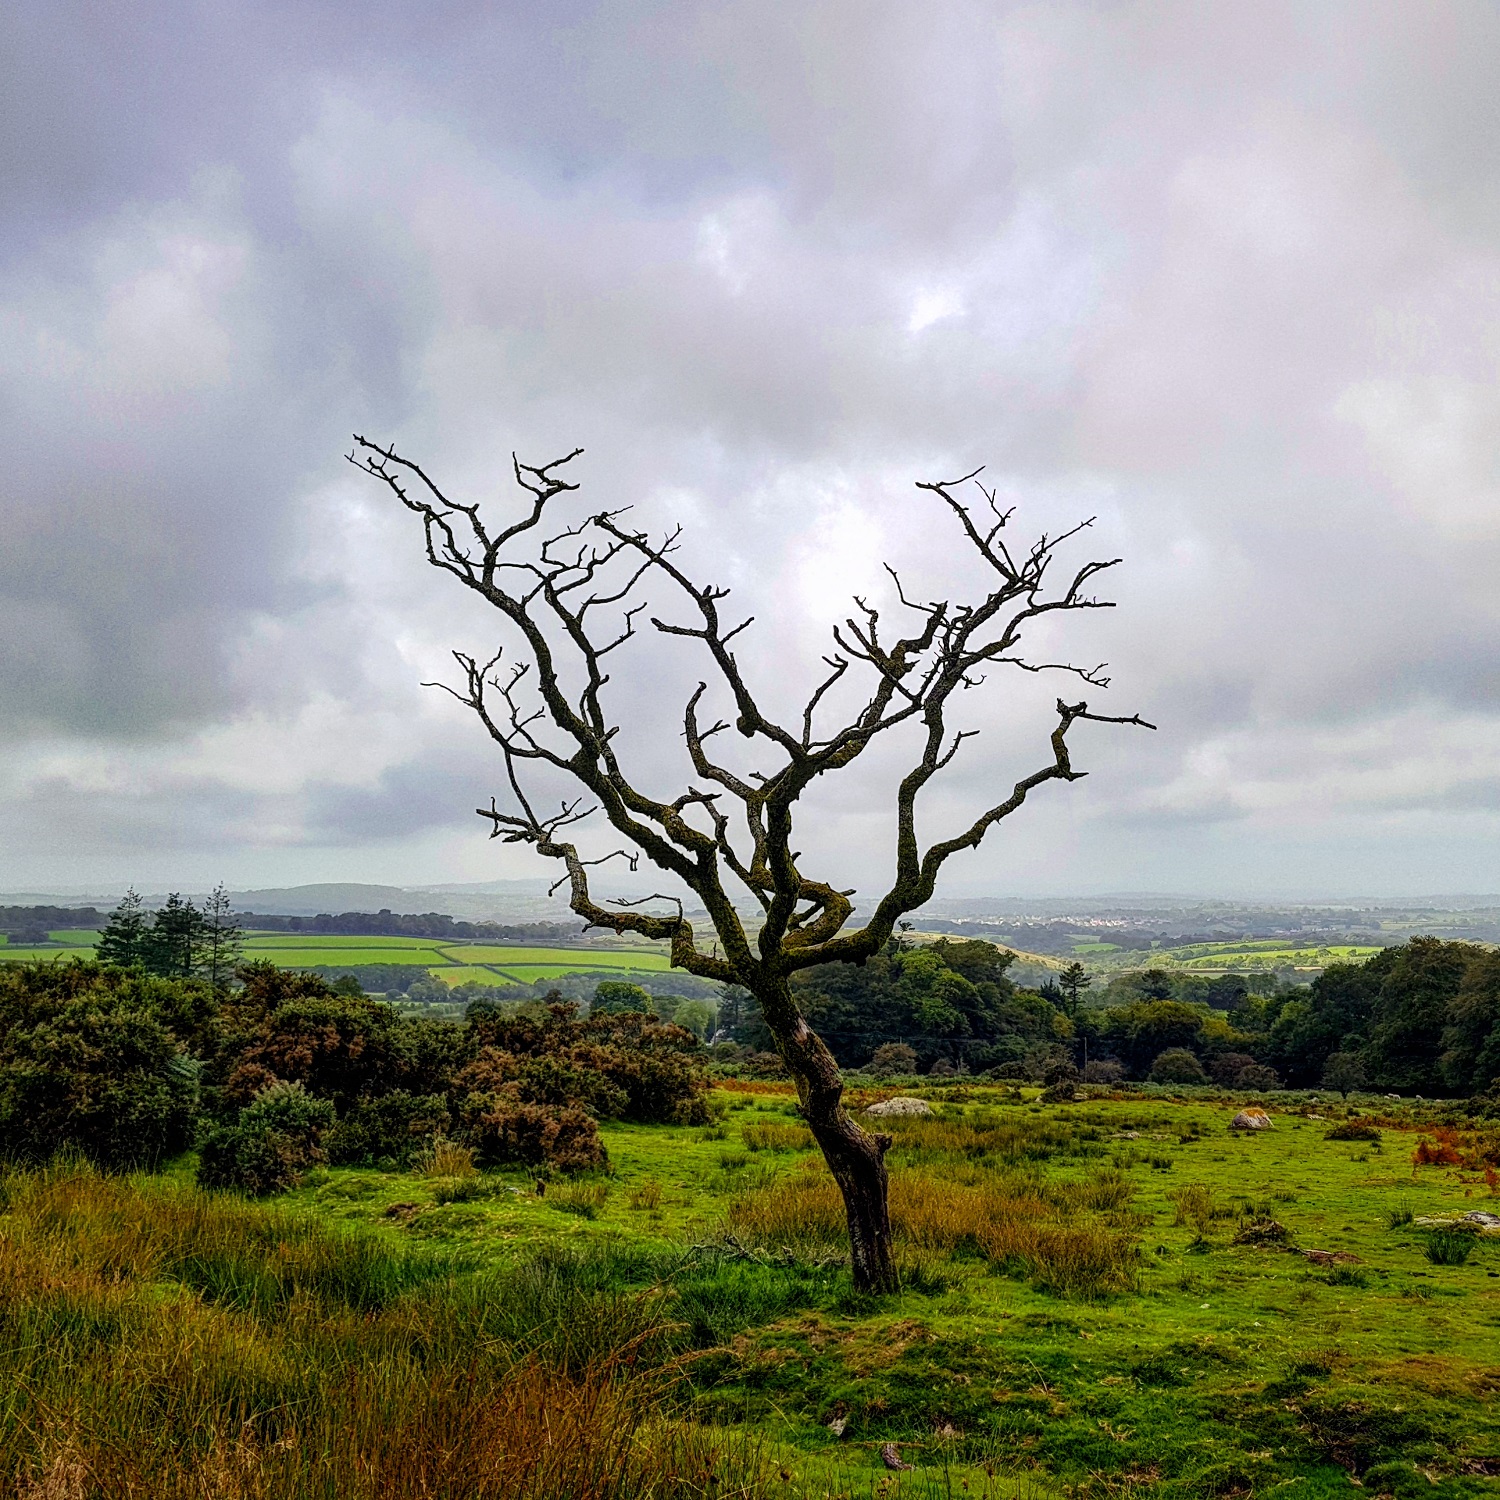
(5, 1086), (1499, 1499)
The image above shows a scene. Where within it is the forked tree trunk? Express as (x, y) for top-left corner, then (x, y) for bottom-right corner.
(757, 979), (898, 1294)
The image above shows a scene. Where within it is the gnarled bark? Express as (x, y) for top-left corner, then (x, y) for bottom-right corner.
(350, 438), (1151, 1292)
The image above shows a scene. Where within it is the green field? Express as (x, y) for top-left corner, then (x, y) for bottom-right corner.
(0, 929), (677, 989)
(1164, 943), (1386, 971)
(451, 944), (670, 969)
(433, 964), (517, 987)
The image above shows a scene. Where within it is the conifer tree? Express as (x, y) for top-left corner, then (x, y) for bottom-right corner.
(144, 893), (207, 979)
(200, 882), (243, 990)
(96, 889), (150, 968)
(1058, 961), (1093, 1017)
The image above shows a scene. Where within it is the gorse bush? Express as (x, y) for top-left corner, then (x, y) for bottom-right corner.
(197, 1082), (336, 1196)
(454, 1000), (712, 1173)
(327, 1090), (451, 1166)
(0, 963), (200, 1170)
(0, 963), (715, 1187)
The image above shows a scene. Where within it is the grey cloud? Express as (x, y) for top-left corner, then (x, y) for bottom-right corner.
(3, 0), (1500, 895)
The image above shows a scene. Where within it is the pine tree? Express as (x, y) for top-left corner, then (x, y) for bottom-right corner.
(143, 893), (207, 978)
(199, 882), (243, 990)
(1058, 962), (1093, 1018)
(96, 889), (150, 969)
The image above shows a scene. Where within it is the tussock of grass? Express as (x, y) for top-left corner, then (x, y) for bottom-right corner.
(416, 1138), (478, 1178)
(549, 1180), (611, 1218)
(1423, 1228), (1477, 1265)
(629, 1178), (664, 1210)
(740, 1121), (814, 1153)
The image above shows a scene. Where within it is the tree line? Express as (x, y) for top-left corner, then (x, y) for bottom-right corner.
(721, 935), (1500, 1098)
(241, 910), (584, 941)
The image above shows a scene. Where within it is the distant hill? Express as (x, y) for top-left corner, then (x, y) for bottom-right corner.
(229, 881), (572, 922)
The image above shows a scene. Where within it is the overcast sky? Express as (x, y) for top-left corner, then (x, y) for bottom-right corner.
(3, 0), (1500, 902)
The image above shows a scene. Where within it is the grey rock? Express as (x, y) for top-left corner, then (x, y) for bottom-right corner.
(865, 1096), (934, 1118)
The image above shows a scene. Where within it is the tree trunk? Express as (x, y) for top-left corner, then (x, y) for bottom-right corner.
(758, 980), (898, 1294)
(812, 1110), (897, 1294)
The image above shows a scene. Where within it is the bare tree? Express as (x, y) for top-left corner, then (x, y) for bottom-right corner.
(350, 438), (1152, 1292)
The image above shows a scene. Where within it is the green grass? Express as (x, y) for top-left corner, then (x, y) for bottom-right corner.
(49, 928), (101, 945)
(7, 1091), (1500, 1498)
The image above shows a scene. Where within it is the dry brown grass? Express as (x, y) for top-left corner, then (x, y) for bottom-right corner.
(726, 1162), (1139, 1298)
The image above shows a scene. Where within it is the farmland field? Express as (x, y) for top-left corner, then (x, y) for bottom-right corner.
(432, 964), (517, 986)
(1162, 943), (1386, 971)
(0, 928), (679, 988)
(449, 944), (671, 969)
(5, 1088), (1499, 1498)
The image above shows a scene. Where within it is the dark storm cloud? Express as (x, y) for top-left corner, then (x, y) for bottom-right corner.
(3, 0), (1500, 895)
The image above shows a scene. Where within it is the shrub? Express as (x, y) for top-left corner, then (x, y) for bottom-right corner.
(463, 1093), (606, 1174)
(217, 980), (409, 1113)
(460, 1002), (710, 1127)
(1209, 1052), (1258, 1086)
(197, 1082), (336, 1195)
(1235, 1063), (1282, 1090)
(1325, 1118), (1381, 1143)
(869, 1042), (918, 1077)
(325, 1091), (450, 1166)
(0, 965), (199, 1170)
(1150, 1048), (1208, 1085)
(1412, 1133), (1463, 1167)
(1082, 1059), (1125, 1084)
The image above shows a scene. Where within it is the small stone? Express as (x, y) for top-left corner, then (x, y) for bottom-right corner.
(880, 1442), (913, 1471)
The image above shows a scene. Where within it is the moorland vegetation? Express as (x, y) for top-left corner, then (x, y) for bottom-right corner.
(4, 939), (1500, 1496)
